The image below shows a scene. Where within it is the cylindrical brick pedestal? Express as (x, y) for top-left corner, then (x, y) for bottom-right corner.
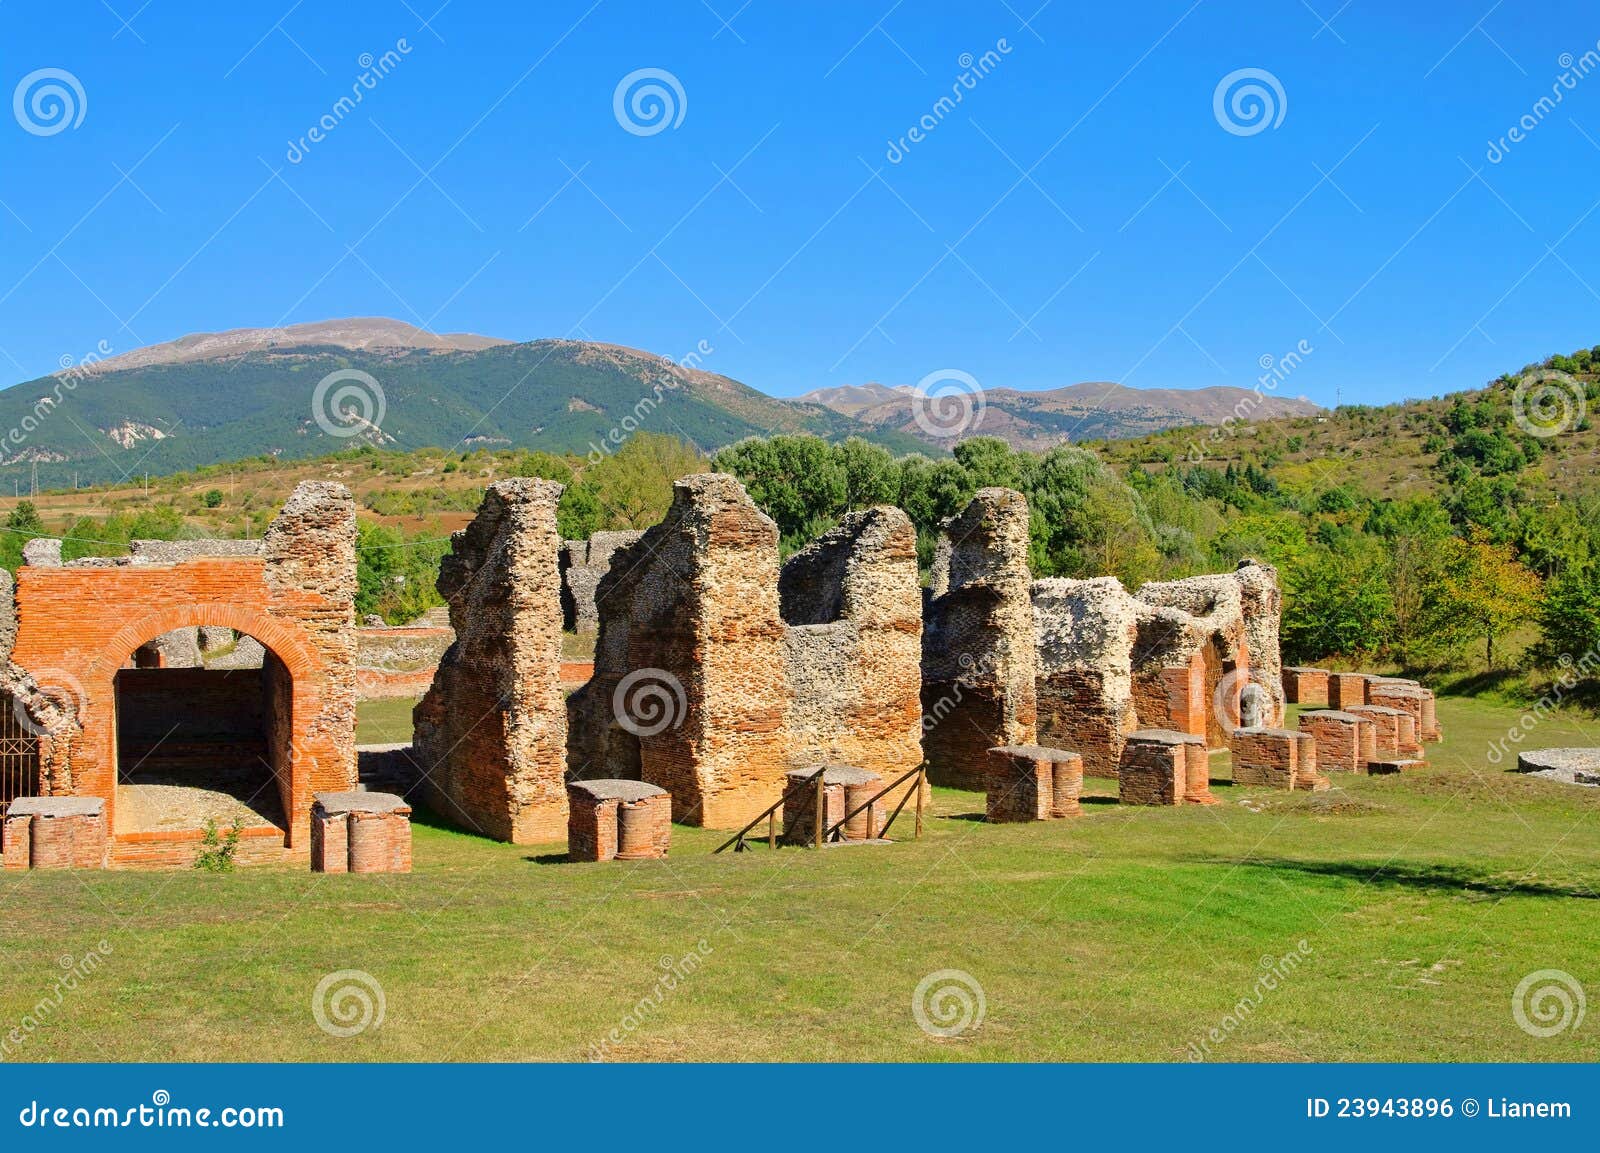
(567, 780), (672, 861)
(1050, 754), (1084, 817)
(312, 792), (412, 873)
(842, 782), (878, 840)
(782, 766), (879, 844)
(616, 799), (657, 859)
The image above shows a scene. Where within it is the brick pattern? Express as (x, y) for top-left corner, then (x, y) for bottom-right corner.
(984, 745), (1084, 822)
(1118, 731), (1206, 806)
(8, 482), (357, 859)
(923, 489), (1037, 790)
(310, 792), (412, 873)
(779, 767), (884, 843)
(2, 798), (108, 869)
(415, 480), (569, 844)
(1328, 673), (1369, 711)
(1036, 668), (1129, 780)
(1297, 711), (1372, 773)
(1282, 667), (1330, 707)
(1230, 728), (1327, 791)
(1347, 705), (1404, 759)
(1367, 684), (1430, 752)
(566, 781), (671, 861)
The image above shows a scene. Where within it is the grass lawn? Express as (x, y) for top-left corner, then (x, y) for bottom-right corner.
(2, 696), (1597, 1062)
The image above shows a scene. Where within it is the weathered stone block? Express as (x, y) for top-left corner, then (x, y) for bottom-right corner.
(985, 744), (1083, 821)
(311, 792), (411, 873)
(415, 479), (568, 844)
(1282, 666), (1330, 708)
(1119, 730), (1205, 806)
(1297, 710), (1372, 773)
(1230, 727), (1326, 791)
(2, 797), (107, 869)
(1328, 673), (1369, 711)
(567, 780), (671, 862)
(923, 489), (1037, 790)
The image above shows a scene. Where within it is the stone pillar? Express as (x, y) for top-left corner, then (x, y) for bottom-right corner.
(414, 479), (569, 844)
(1347, 705), (1403, 759)
(1, 797), (107, 869)
(1119, 730), (1200, 806)
(922, 489), (1037, 790)
(566, 780), (671, 861)
(1231, 727), (1327, 791)
(310, 792), (411, 873)
(1328, 673), (1369, 711)
(1297, 711), (1369, 773)
(1281, 667), (1330, 707)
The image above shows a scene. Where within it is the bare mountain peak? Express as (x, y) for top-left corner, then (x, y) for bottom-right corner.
(85, 317), (509, 374)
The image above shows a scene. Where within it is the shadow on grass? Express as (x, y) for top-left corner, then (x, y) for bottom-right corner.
(1206, 855), (1598, 900)
(524, 853), (570, 865)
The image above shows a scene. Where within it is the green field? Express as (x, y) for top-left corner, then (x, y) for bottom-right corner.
(2, 696), (1596, 1062)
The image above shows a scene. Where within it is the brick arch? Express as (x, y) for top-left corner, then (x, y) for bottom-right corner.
(81, 603), (327, 854)
(89, 603), (322, 685)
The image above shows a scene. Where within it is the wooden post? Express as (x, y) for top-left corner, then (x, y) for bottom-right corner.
(767, 809), (775, 850)
(814, 771), (824, 849)
(915, 767), (924, 840)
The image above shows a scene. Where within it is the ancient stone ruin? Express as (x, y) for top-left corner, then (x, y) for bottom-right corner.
(560, 530), (645, 632)
(1031, 559), (1282, 779)
(0, 481), (358, 866)
(412, 478), (569, 843)
(920, 488), (1038, 790)
(568, 474), (923, 828)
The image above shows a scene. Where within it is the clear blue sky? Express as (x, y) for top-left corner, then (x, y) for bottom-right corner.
(3, 0), (1598, 406)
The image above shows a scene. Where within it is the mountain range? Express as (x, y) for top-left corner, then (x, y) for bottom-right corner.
(0, 318), (1320, 487)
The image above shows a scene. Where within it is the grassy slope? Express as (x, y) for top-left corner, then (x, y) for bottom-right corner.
(3, 696), (1596, 1062)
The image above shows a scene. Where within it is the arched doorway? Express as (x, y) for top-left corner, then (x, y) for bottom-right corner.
(107, 622), (302, 854)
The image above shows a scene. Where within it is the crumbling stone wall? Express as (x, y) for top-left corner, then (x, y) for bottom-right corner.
(5, 481), (357, 855)
(560, 530), (645, 632)
(569, 475), (923, 828)
(1032, 561), (1282, 774)
(413, 479), (568, 843)
(921, 488), (1037, 790)
(779, 506), (923, 789)
(568, 475), (791, 827)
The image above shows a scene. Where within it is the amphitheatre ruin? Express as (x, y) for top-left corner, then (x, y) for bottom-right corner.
(0, 472), (1445, 871)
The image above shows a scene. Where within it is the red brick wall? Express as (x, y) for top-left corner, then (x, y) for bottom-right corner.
(11, 554), (353, 851)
